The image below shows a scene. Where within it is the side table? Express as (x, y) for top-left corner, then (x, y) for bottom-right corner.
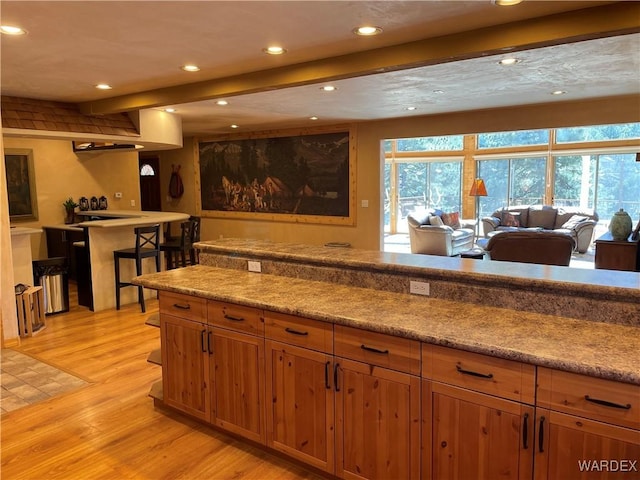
(594, 232), (640, 271)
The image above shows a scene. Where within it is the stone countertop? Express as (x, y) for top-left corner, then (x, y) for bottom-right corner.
(9, 227), (42, 235)
(52, 210), (189, 229)
(134, 265), (640, 385)
(195, 238), (640, 300)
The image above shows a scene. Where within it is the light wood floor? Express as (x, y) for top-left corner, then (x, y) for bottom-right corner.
(1, 288), (324, 480)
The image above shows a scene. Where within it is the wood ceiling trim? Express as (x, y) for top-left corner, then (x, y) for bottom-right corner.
(78, 2), (640, 116)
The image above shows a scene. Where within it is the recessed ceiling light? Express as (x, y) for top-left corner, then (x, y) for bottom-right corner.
(181, 64), (200, 72)
(353, 26), (383, 36)
(493, 0), (523, 5)
(321, 85), (337, 92)
(216, 100), (228, 106)
(551, 90), (567, 95)
(406, 107), (417, 111)
(95, 84), (112, 90)
(499, 57), (520, 65)
(0, 25), (27, 35)
(263, 46), (286, 55)
(433, 89), (445, 94)
(230, 124), (239, 129)
(310, 116), (319, 121)
(164, 108), (176, 113)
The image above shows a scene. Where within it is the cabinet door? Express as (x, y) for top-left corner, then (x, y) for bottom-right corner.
(336, 358), (420, 480)
(211, 328), (265, 444)
(534, 409), (640, 480)
(426, 381), (534, 480)
(265, 340), (335, 474)
(160, 313), (210, 421)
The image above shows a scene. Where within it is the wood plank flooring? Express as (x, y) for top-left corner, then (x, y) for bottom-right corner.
(1, 291), (324, 480)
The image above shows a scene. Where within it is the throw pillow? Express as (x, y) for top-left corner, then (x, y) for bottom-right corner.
(528, 207), (557, 230)
(500, 211), (520, 227)
(561, 214), (588, 230)
(429, 215), (444, 226)
(441, 211), (461, 229)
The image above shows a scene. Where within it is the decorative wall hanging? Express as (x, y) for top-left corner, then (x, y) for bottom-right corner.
(5, 149), (38, 221)
(169, 164), (184, 199)
(197, 128), (355, 225)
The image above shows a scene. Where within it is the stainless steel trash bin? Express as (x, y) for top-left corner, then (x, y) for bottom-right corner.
(32, 257), (69, 315)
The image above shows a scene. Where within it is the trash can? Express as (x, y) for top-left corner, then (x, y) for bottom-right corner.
(33, 257), (69, 315)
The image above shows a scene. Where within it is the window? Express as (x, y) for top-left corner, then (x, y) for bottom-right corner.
(396, 135), (463, 152)
(556, 123), (640, 143)
(140, 163), (155, 176)
(477, 129), (548, 149)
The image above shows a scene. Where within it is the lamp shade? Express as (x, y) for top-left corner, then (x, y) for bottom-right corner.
(469, 178), (488, 196)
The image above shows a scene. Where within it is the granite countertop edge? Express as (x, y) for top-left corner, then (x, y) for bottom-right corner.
(134, 266), (640, 386)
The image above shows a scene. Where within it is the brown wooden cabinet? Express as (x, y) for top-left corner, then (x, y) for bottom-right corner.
(595, 232), (640, 271)
(422, 344), (536, 480)
(535, 367), (640, 480)
(335, 325), (421, 480)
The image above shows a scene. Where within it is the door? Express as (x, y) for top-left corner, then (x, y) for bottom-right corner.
(139, 156), (162, 211)
(265, 340), (335, 474)
(160, 313), (210, 421)
(211, 328), (265, 444)
(427, 381), (534, 480)
(335, 358), (420, 480)
(534, 409), (640, 480)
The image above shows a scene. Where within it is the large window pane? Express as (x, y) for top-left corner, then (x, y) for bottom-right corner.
(477, 129), (548, 149)
(553, 155), (596, 208)
(478, 160), (509, 216)
(384, 163), (391, 232)
(396, 135), (463, 152)
(556, 123), (640, 143)
(596, 153), (640, 221)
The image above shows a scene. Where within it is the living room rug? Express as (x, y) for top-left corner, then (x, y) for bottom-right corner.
(1, 349), (89, 414)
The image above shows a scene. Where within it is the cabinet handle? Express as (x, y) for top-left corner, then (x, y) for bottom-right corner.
(223, 314), (245, 322)
(538, 416), (545, 453)
(207, 331), (213, 355)
(173, 303), (191, 310)
(360, 344), (389, 355)
(325, 361), (331, 389)
(584, 395), (631, 410)
(456, 365), (494, 379)
(285, 327), (309, 336)
(200, 329), (207, 353)
(334, 363), (341, 392)
(522, 413), (529, 449)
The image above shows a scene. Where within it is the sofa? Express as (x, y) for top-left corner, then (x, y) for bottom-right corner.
(482, 205), (598, 253)
(407, 209), (474, 256)
(484, 230), (576, 266)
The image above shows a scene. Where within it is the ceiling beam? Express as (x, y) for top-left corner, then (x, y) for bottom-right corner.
(79, 2), (640, 115)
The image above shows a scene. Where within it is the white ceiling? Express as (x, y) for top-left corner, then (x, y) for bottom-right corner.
(1, 1), (639, 137)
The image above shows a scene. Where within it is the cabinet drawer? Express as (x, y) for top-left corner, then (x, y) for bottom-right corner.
(423, 344), (536, 404)
(208, 300), (264, 336)
(335, 325), (421, 375)
(537, 367), (640, 430)
(159, 291), (207, 322)
(264, 311), (333, 353)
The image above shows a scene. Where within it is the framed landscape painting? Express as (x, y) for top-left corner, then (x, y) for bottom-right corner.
(197, 128), (355, 225)
(5, 149), (38, 221)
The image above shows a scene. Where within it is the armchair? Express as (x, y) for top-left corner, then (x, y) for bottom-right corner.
(407, 210), (474, 256)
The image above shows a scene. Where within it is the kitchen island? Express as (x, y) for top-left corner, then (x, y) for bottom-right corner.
(134, 239), (639, 480)
(47, 210), (189, 311)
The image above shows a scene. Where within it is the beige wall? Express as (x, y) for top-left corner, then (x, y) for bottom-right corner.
(4, 137), (142, 259)
(154, 95), (640, 251)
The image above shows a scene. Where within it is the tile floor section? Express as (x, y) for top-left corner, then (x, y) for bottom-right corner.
(1, 349), (88, 414)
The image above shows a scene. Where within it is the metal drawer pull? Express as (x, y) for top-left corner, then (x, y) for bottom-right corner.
(538, 416), (545, 453)
(522, 413), (529, 449)
(285, 327), (309, 336)
(325, 361), (331, 389)
(173, 303), (191, 310)
(223, 314), (245, 322)
(334, 363), (341, 392)
(456, 365), (494, 379)
(207, 331), (213, 355)
(200, 329), (207, 353)
(584, 395), (631, 410)
(361, 344), (389, 355)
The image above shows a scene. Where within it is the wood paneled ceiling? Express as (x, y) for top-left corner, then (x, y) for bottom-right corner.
(1, 1), (639, 137)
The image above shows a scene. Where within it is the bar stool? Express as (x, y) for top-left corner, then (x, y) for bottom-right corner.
(189, 215), (201, 265)
(160, 220), (195, 269)
(114, 224), (160, 312)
